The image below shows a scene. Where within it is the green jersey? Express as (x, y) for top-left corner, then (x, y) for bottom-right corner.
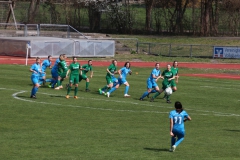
(69, 62), (80, 75)
(106, 64), (117, 77)
(58, 60), (68, 74)
(171, 67), (178, 76)
(82, 64), (92, 75)
(162, 70), (174, 80)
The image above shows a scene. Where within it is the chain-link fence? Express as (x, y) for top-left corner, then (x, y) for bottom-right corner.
(137, 42), (214, 58)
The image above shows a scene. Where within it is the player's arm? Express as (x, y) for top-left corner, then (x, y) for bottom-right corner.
(80, 66), (82, 75)
(184, 115), (191, 122)
(118, 69), (122, 78)
(175, 73), (179, 83)
(30, 66), (37, 74)
(90, 70), (93, 78)
(170, 118), (174, 136)
(107, 68), (114, 76)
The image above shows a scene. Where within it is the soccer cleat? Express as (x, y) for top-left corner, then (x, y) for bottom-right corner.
(99, 89), (102, 95)
(66, 95), (69, 99)
(59, 85), (63, 89)
(55, 87), (60, 90)
(139, 98), (143, 101)
(169, 145), (176, 152)
(150, 97), (154, 102)
(30, 95), (37, 99)
(85, 89), (90, 92)
(74, 96), (78, 99)
(124, 94), (131, 97)
(167, 100), (171, 103)
(106, 92), (110, 98)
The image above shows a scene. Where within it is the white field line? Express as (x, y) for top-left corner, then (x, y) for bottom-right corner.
(1, 87), (238, 117)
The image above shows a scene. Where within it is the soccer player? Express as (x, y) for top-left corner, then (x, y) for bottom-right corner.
(49, 54), (62, 88)
(106, 62), (132, 97)
(66, 57), (81, 99)
(169, 101), (191, 152)
(30, 57), (42, 98)
(139, 63), (161, 101)
(163, 61), (179, 99)
(39, 55), (52, 85)
(55, 54), (68, 90)
(150, 64), (175, 103)
(79, 60), (93, 92)
(99, 59), (118, 95)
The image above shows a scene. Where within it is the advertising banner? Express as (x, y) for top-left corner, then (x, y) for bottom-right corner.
(213, 46), (240, 58)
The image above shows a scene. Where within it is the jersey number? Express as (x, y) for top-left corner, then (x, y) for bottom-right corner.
(174, 116), (182, 124)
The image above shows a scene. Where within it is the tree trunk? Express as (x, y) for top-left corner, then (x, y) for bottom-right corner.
(28, 0), (41, 23)
(145, 0), (155, 32)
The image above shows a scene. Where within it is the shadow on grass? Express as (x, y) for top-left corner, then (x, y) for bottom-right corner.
(224, 129), (240, 132)
(144, 147), (169, 152)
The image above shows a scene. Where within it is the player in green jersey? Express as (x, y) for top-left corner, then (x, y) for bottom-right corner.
(55, 54), (68, 90)
(163, 61), (179, 99)
(171, 61), (179, 91)
(66, 57), (81, 99)
(150, 64), (175, 103)
(79, 60), (93, 92)
(99, 59), (118, 95)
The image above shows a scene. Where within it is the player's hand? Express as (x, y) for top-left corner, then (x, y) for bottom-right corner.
(129, 71), (132, 75)
(170, 132), (174, 137)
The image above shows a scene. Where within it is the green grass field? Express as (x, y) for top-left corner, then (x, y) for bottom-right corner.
(0, 64), (240, 159)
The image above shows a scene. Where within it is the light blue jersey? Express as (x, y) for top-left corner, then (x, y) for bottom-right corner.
(41, 59), (51, 73)
(149, 68), (161, 81)
(146, 68), (160, 89)
(118, 67), (131, 85)
(169, 110), (189, 132)
(51, 58), (60, 72)
(51, 58), (60, 78)
(31, 63), (41, 84)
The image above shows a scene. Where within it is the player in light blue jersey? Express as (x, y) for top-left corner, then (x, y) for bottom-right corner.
(139, 63), (161, 101)
(48, 54), (65, 88)
(106, 62), (132, 97)
(39, 55), (52, 85)
(169, 101), (191, 152)
(30, 57), (42, 98)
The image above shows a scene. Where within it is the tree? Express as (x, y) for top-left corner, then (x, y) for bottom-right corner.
(145, 0), (155, 32)
(28, 0), (41, 23)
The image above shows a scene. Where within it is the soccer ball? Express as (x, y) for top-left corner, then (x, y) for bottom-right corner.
(165, 87), (173, 95)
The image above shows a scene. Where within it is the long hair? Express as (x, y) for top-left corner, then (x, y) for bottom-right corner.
(173, 61), (178, 67)
(124, 62), (131, 68)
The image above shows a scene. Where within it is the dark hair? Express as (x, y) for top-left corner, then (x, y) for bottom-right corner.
(48, 55), (52, 59)
(112, 59), (117, 64)
(175, 101), (183, 112)
(36, 57), (40, 60)
(155, 63), (159, 66)
(124, 62), (130, 68)
(88, 60), (92, 63)
(72, 56), (77, 60)
(173, 61), (178, 66)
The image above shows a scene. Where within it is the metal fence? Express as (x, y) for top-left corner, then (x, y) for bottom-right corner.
(137, 42), (214, 58)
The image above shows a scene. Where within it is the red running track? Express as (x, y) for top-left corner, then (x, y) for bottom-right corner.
(0, 56), (240, 80)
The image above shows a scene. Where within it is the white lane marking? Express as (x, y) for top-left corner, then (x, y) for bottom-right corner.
(6, 88), (239, 117)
